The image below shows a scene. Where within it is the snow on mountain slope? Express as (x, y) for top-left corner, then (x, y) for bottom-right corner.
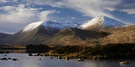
(42, 21), (78, 30)
(22, 15), (126, 33)
(22, 21), (44, 32)
(22, 20), (78, 33)
(80, 15), (126, 29)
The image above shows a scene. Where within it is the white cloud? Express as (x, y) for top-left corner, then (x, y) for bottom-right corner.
(39, 10), (56, 21)
(0, 0), (18, 3)
(0, 0), (7, 3)
(23, 0), (64, 7)
(121, 9), (135, 14)
(0, 4), (56, 33)
(0, 4), (55, 23)
(65, 0), (121, 18)
(0, 5), (38, 23)
(24, 0), (121, 18)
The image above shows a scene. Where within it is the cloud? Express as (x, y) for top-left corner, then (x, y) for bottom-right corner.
(0, 4), (38, 23)
(0, 0), (18, 3)
(1, 0), (134, 18)
(23, 0), (64, 7)
(0, 4), (56, 23)
(25, 0), (135, 23)
(39, 10), (56, 21)
(121, 9), (135, 14)
(63, 0), (121, 17)
(23, 0), (121, 18)
(0, 4), (56, 33)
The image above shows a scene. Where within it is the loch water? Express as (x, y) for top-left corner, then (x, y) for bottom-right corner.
(0, 53), (135, 67)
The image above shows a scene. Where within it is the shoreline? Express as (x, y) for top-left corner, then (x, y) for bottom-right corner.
(0, 52), (135, 60)
(0, 43), (135, 60)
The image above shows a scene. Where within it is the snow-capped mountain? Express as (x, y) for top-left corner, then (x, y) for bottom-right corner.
(22, 20), (79, 33)
(11, 20), (79, 44)
(43, 20), (78, 30)
(1, 15), (134, 45)
(22, 15), (126, 33)
(80, 15), (126, 29)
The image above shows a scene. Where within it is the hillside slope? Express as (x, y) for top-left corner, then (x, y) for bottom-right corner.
(0, 33), (11, 44)
(46, 28), (109, 46)
(10, 25), (59, 44)
(100, 26), (135, 45)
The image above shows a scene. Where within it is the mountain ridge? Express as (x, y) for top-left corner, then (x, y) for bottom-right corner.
(21, 15), (127, 33)
(0, 32), (12, 44)
(0, 15), (134, 45)
(46, 28), (109, 46)
(8, 25), (60, 44)
(80, 15), (126, 30)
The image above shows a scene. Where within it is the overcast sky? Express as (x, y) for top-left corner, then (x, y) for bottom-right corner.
(0, 0), (135, 34)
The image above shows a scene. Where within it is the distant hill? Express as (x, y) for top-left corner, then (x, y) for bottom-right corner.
(0, 32), (11, 44)
(100, 26), (135, 45)
(9, 25), (59, 44)
(46, 28), (109, 46)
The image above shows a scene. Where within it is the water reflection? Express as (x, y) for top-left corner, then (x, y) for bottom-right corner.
(83, 60), (119, 67)
(0, 53), (135, 67)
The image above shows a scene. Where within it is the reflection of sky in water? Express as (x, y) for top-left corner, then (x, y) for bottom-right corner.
(0, 54), (135, 67)
(22, 57), (84, 67)
(84, 60), (118, 67)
